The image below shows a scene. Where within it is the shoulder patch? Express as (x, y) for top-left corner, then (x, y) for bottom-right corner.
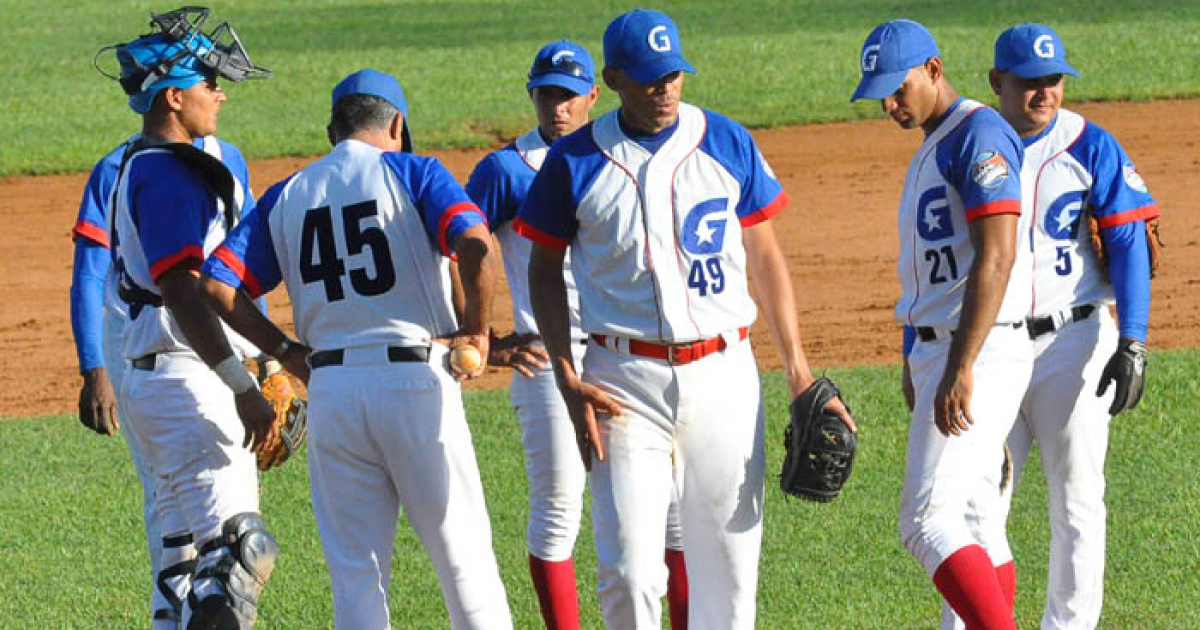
(756, 148), (778, 181)
(970, 151), (1010, 189)
(1122, 163), (1148, 193)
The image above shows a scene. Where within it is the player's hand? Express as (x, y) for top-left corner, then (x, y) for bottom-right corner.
(558, 374), (622, 471)
(790, 374), (857, 432)
(278, 341), (312, 386)
(449, 333), (490, 381)
(1096, 337), (1147, 416)
(487, 332), (549, 378)
(235, 388), (277, 452)
(79, 367), (120, 436)
(934, 366), (974, 437)
(901, 359), (915, 413)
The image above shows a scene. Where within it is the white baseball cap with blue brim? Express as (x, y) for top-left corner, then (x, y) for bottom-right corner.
(850, 19), (939, 102)
(603, 8), (695, 84)
(527, 40), (595, 95)
(332, 68), (413, 152)
(994, 23), (1079, 79)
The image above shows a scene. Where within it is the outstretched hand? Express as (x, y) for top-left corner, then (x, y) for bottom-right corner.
(558, 375), (623, 471)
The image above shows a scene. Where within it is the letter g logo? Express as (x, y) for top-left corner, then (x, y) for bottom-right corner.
(1034, 34), (1055, 58)
(861, 44), (880, 72)
(648, 25), (671, 52)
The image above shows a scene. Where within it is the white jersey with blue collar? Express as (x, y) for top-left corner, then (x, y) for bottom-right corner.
(1020, 108), (1158, 321)
(465, 128), (583, 340)
(895, 98), (1028, 329)
(516, 102), (789, 342)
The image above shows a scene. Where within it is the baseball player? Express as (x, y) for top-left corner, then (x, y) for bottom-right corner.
(851, 19), (1034, 630)
(465, 39), (689, 630)
(942, 24), (1159, 630)
(70, 130), (254, 630)
(200, 69), (515, 630)
(517, 10), (852, 629)
(99, 7), (280, 628)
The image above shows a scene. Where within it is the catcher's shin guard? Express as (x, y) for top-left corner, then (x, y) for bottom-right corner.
(153, 532), (198, 630)
(185, 513), (278, 630)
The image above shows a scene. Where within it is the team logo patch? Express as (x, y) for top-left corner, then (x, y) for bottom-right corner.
(861, 44), (880, 72)
(916, 186), (954, 241)
(1122, 163), (1148, 192)
(1044, 190), (1086, 240)
(757, 148), (778, 181)
(970, 151), (1010, 189)
(682, 198), (729, 254)
(648, 25), (671, 52)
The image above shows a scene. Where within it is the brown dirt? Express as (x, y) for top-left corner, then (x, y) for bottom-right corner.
(2, 100), (1196, 418)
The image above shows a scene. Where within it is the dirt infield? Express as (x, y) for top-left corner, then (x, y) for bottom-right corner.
(2, 99), (1196, 418)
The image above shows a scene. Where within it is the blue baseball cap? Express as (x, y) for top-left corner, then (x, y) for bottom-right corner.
(994, 23), (1079, 79)
(851, 19), (939, 102)
(118, 33), (215, 114)
(527, 40), (595, 95)
(603, 8), (695, 84)
(332, 69), (413, 151)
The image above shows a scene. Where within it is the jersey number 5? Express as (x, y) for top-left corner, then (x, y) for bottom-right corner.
(300, 200), (397, 302)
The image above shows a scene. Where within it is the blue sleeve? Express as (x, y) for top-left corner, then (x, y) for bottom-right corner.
(1104, 222), (1150, 342)
(130, 156), (219, 282)
(902, 325), (916, 357)
(384, 153), (486, 256)
(465, 149), (522, 230)
(204, 176), (291, 299)
(516, 143), (579, 248)
(699, 112), (788, 224)
(939, 109), (1023, 221)
(70, 239), (110, 372)
(1073, 123), (1158, 226)
(72, 145), (127, 246)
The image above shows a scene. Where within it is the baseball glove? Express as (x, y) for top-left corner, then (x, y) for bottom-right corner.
(780, 377), (857, 502)
(256, 359), (308, 471)
(1088, 214), (1163, 280)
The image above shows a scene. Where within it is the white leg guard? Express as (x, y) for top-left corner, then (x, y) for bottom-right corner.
(184, 513), (278, 630)
(153, 532), (198, 630)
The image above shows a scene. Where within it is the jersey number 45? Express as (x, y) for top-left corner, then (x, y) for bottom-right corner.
(300, 200), (396, 302)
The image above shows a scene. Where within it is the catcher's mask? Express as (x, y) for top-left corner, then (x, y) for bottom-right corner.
(95, 6), (271, 114)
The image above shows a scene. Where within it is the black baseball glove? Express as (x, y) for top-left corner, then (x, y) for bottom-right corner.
(780, 377), (857, 502)
(1096, 337), (1146, 416)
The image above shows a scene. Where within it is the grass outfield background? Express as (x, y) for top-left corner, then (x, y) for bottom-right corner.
(3, 0), (1199, 175)
(2, 350), (1198, 628)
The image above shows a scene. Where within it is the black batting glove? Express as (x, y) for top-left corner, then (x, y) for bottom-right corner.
(1096, 337), (1147, 416)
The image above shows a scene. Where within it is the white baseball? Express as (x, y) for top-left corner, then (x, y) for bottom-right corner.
(449, 345), (483, 374)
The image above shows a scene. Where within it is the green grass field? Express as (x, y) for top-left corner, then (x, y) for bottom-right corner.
(3, 0), (1199, 175)
(2, 349), (1197, 629)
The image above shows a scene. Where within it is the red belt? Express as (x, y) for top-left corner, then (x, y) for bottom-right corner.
(590, 327), (749, 366)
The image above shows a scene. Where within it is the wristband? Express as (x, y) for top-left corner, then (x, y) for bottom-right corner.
(214, 355), (256, 394)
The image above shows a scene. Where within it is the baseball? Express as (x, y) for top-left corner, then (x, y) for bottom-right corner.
(449, 345), (483, 374)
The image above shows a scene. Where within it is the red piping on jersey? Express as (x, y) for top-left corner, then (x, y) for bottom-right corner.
(150, 245), (205, 282)
(740, 190), (789, 227)
(1029, 123), (1085, 315)
(669, 118), (706, 339)
(211, 245), (264, 299)
(437, 201), (486, 256)
(600, 144), (667, 340)
(1095, 203), (1160, 228)
(514, 217), (570, 249)
(72, 220), (110, 248)
(964, 199), (1020, 222)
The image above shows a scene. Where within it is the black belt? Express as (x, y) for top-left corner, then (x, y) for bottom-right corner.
(915, 321), (1024, 343)
(308, 345), (430, 369)
(131, 354), (157, 371)
(1026, 304), (1097, 340)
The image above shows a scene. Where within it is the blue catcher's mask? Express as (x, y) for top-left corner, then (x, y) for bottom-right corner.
(96, 7), (271, 114)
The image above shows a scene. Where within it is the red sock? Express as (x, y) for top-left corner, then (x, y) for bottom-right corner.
(529, 555), (579, 630)
(664, 548), (689, 630)
(996, 561), (1016, 609)
(932, 545), (1017, 630)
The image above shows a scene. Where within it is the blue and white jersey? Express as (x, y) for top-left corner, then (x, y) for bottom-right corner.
(1020, 108), (1157, 339)
(204, 139), (487, 351)
(74, 136), (250, 320)
(465, 127), (583, 340)
(515, 103), (788, 342)
(110, 138), (255, 360)
(895, 98), (1028, 328)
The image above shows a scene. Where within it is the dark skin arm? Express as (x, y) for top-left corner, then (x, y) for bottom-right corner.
(158, 266), (275, 451)
(79, 367), (119, 436)
(934, 213), (1018, 436)
(444, 224), (497, 378)
(200, 276), (311, 384)
(528, 241), (622, 470)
